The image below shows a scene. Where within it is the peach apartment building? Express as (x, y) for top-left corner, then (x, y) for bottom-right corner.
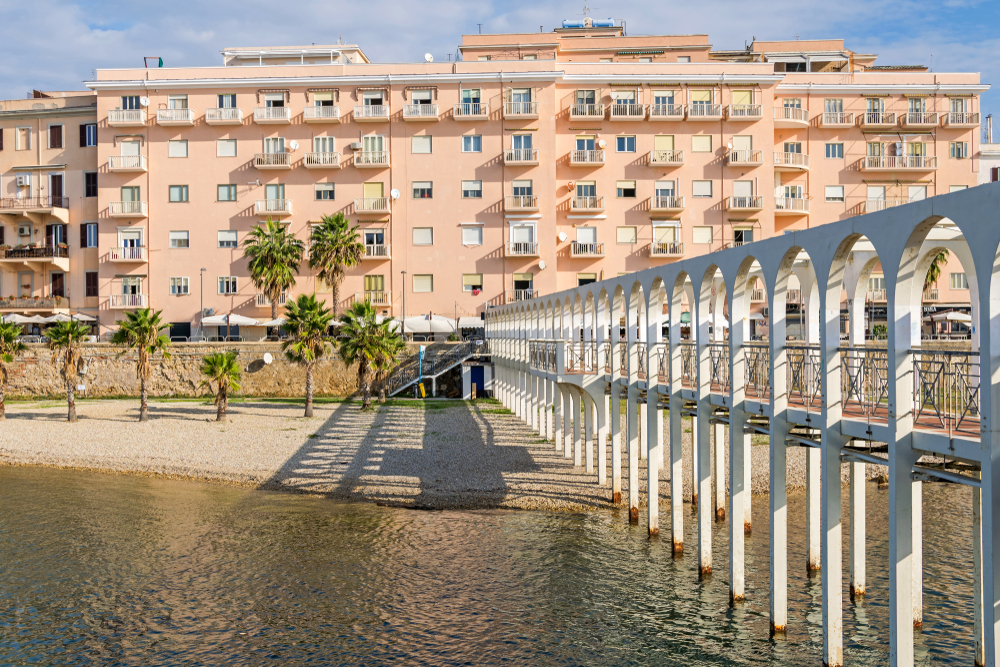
(0, 20), (987, 337)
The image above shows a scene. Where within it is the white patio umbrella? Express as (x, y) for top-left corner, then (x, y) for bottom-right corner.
(403, 314), (456, 334)
(931, 311), (972, 322)
(202, 314), (261, 327)
(258, 318), (286, 328)
(458, 316), (484, 329)
(70, 312), (97, 322)
(2, 314), (33, 324)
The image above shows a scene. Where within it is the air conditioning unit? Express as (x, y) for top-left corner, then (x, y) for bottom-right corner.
(762, 307), (769, 318)
(17, 225), (30, 237)
(15, 174), (30, 187)
(348, 141), (362, 150)
(202, 308), (215, 317)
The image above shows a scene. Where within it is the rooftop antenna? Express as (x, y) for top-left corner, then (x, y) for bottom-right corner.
(477, 23), (482, 34)
(582, 0), (591, 16)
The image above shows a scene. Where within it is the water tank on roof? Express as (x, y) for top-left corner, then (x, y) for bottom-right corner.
(592, 19), (615, 28)
(562, 20), (585, 28)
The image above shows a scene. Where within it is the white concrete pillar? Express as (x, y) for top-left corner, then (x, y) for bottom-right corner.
(553, 383), (564, 453)
(584, 392), (594, 473)
(821, 441), (844, 667)
(657, 404), (665, 473)
(692, 414), (700, 507)
(647, 391), (660, 537)
(743, 430), (752, 534)
(849, 460), (866, 599)
(563, 387), (573, 459)
(807, 447), (821, 572)
(639, 401), (647, 460)
(714, 422), (726, 521)
(611, 381), (622, 503)
(597, 391), (608, 485)
(572, 389), (582, 467)
(912, 480), (923, 627)
(974, 479), (985, 666)
(627, 382), (640, 523)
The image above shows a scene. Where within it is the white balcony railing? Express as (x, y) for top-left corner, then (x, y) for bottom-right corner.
(504, 101), (538, 116)
(945, 111), (980, 126)
(650, 241), (684, 257)
(651, 195), (685, 210)
(610, 103), (646, 119)
(774, 106), (809, 123)
(108, 155), (147, 171)
(354, 197), (390, 212)
(108, 201), (148, 216)
(254, 152), (291, 168)
(505, 148), (538, 163)
(403, 104), (439, 119)
(774, 152), (810, 169)
(108, 109), (145, 125)
(903, 112), (939, 126)
(821, 111), (854, 126)
(109, 246), (148, 262)
(868, 289), (887, 302)
(572, 196), (605, 210)
(728, 149), (763, 165)
(453, 103), (488, 117)
(688, 104), (723, 118)
(860, 111), (896, 126)
(650, 149), (684, 165)
(255, 199), (293, 215)
(254, 107), (291, 122)
(923, 288), (940, 301)
(205, 107), (244, 123)
(864, 155), (938, 170)
(304, 106), (341, 121)
(570, 149), (605, 164)
(728, 104), (763, 119)
(650, 104), (685, 119)
(570, 103), (605, 118)
(354, 151), (390, 167)
(505, 195), (538, 210)
(571, 241), (605, 257)
(507, 242), (539, 256)
(364, 291), (391, 306)
(304, 152), (341, 167)
(255, 292), (288, 307)
(353, 105), (390, 120)
(363, 244), (391, 259)
(728, 196), (763, 210)
(775, 197), (810, 213)
(864, 198), (909, 213)
(506, 289), (537, 302)
(110, 294), (148, 309)
(156, 108), (194, 124)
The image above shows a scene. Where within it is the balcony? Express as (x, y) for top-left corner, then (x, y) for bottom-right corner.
(650, 195), (685, 213)
(304, 106), (341, 123)
(820, 111), (854, 128)
(353, 105), (390, 122)
(650, 104), (685, 121)
(108, 246), (148, 262)
(354, 197), (390, 213)
(944, 111), (980, 128)
(750, 288), (766, 302)
(255, 292), (288, 307)
(859, 111), (896, 129)
(569, 103), (605, 120)
(570, 196), (605, 213)
(0, 246), (69, 271)
(503, 102), (538, 119)
(0, 296), (69, 312)
(108, 109), (146, 127)
(728, 104), (763, 121)
(688, 104), (723, 121)
(864, 198), (908, 213)
(205, 107), (244, 125)
(506, 242), (540, 257)
(304, 152), (341, 169)
(363, 291), (391, 306)
(774, 106), (809, 128)
(923, 288), (940, 302)
(255, 199), (292, 216)
(570, 241), (605, 258)
(402, 104), (439, 121)
(727, 196), (764, 212)
(156, 108), (195, 126)
(609, 103), (646, 120)
(363, 244), (391, 260)
(254, 107), (291, 124)
(867, 289), (887, 303)
(902, 112), (939, 128)
(649, 149), (684, 166)
(504, 148), (538, 165)
(504, 195), (539, 211)
(775, 197), (810, 215)
(354, 151), (390, 168)
(650, 241), (684, 258)
(453, 103), (489, 120)
(569, 149), (605, 166)
(254, 152), (292, 169)
(108, 201), (148, 218)
(773, 151), (809, 171)
(110, 294), (148, 309)
(862, 155), (938, 171)
(727, 149), (763, 166)
(108, 155), (147, 172)
(506, 289), (537, 302)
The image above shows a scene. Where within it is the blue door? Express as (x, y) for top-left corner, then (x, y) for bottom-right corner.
(471, 366), (485, 397)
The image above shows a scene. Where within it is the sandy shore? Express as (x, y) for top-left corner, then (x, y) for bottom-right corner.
(0, 398), (880, 511)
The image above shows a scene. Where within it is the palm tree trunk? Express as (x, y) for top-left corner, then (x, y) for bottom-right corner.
(139, 376), (149, 422)
(271, 299), (278, 326)
(67, 382), (77, 423)
(217, 390), (227, 422)
(0, 381), (6, 420)
(362, 364), (372, 410)
(332, 280), (340, 316)
(304, 362), (315, 417)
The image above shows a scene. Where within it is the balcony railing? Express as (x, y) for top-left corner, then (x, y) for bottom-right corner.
(504, 195), (538, 210)
(108, 246), (147, 262)
(571, 196), (605, 211)
(651, 195), (685, 210)
(728, 104), (763, 119)
(923, 288), (940, 301)
(504, 148), (538, 164)
(867, 289), (887, 302)
(354, 104), (390, 120)
(205, 107), (244, 124)
(0, 196), (69, 210)
(254, 152), (291, 168)
(0, 296), (68, 310)
(354, 197), (390, 213)
(255, 292), (288, 307)
(570, 149), (605, 164)
(254, 107), (291, 122)
(727, 149), (763, 165)
(750, 288), (765, 302)
(108, 155), (147, 171)
(304, 152), (341, 168)
(863, 155), (938, 170)
(650, 103), (685, 119)
(507, 242), (539, 256)
(865, 198), (908, 213)
(945, 111), (980, 127)
(775, 197), (810, 213)
(364, 291), (391, 306)
(506, 289), (538, 302)
(504, 101), (538, 117)
(108, 201), (148, 217)
(0, 246), (69, 260)
(774, 106), (809, 123)
(303, 106), (341, 122)
(609, 103), (646, 119)
(110, 294), (148, 309)
(728, 196), (764, 210)
(255, 199), (293, 215)
(650, 241), (684, 257)
(903, 112), (939, 126)
(403, 104), (439, 119)
(773, 152), (809, 169)
(453, 102), (489, 118)
(156, 108), (195, 124)
(649, 149), (684, 165)
(570, 241), (605, 257)
(821, 111), (854, 126)
(363, 243), (391, 259)
(860, 111), (896, 126)
(569, 103), (605, 118)
(108, 109), (146, 125)
(354, 151), (390, 167)
(688, 104), (723, 119)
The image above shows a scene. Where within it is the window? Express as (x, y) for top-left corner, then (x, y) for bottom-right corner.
(170, 277), (190, 295)
(265, 183), (284, 201)
(16, 127), (30, 150)
(693, 226), (713, 244)
(218, 184), (237, 201)
(85, 271), (98, 297)
(692, 135), (712, 152)
(950, 185), (969, 193)
(951, 273), (969, 289)
(908, 186), (927, 202)
(463, 274), (483, 291)
(168, 140), (188, 158)
(462, 180), (482, 198)
(84, 172), (97, 197)
(169, 231), (189, 248)
(412, 135), (432, 153)
(217, 139), (237, 157)
(80, 123), (97, 147)
(412, 227), (433, 245)
(825, 143), (844, 158)
(169, 185), (189, 203)
(512, 179), (532, 196)
(638, 57), (652, 63)
(825, 98), (844, 113)
(462, 134), (482, 152)
(218, 94), (237, 108)
(950, 141), (969, 159)
(616, 135), (636, 153)
(81, 223), (98, 248)
(413, 274), (433, 292)
(477, 56), (490, 62)
(677, 56), (691, 63)
(616, 226), (637, 244)
(577, 273), (597, 286)
(576, 227), (597, 244)
(462, 226), (483, 245)
(218, 276), (238, 294)
(785, 62), (806, 72)
(121, 185), (140, 201)
(524, 54), (538, 61)
(825, 186), (845, 202)
(315, 183), (335, 200)
(461, 88), (481, 104)
(616, 180), (637, 198)
(869, 276), (886, 291)
(168, 95), (188, 110)
(263, 92), (285, 108)
(692, 180), (713, 198)
(413, 181), (433, 198)
(218, 230), (238, 248)
(48, 124), (63, 149)
(600, 58), (613, 63)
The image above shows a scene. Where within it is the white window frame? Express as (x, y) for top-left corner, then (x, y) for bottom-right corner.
(412, 227), (434, 245)
(169, 231), (190, 248)
(461, 225), (483, 246)
(412, 135), (432, 154)
(462, 135), (482, 153)
(216, 139), (237, 157)
(218, 276), (238, 295)
(169, 277), (190, 295)
(413, 274), (434, 293)
(825, 185), (845, 202)
(168, 140), (189, 158)
(217, 230), (238, 248)
(462, 180), (482, 198)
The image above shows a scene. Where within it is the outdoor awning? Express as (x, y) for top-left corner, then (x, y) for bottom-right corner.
(202, 314), (261, 326)
(403, 314), (456, 334)
(258, 318), (286, 327)
(458, 317), (484, 329)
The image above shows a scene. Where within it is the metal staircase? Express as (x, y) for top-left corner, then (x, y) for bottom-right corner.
(385, 341), (489, 396)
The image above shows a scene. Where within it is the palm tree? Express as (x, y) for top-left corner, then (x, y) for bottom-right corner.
(46, 320), (90, 422)
(200, 350), (242, 422)
(338, 300), (403, 409)
(242, 217), (304, 321)
(309, 212), (365, 314)
(110, 308), (171, 422)
(282, 294), (334, 417)
(374, 322), (406, 403)
(0, 322), (27, 420)
(925, 249), (950, 291)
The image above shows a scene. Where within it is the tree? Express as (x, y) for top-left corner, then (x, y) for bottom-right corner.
(46, 320), (90, 422)
(242, 217), (304, 321)
(282, 294), (334, 417)
(110, 308), (171, 422)
(338, 300), (403, 410)
(200, 350), (242, 422)
(308, 212), (365, 314)
(374, 321), (406, 404)
(925, 249), (950, 291)
(0, 322), (27, 420)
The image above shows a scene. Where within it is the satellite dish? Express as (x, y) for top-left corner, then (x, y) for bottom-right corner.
(597, 139), (607, 149)
(289, 140), (299, 150)
(538, 260), (547, 270)
(390, 189), (401, 200)
(557, 232), (568, 242)
(727, 142), (734, 150)
(424, 53), (434, 62)
(263, 352), (274, 364)
(139, 97), (150, 107)
(245, 359), (266, 374)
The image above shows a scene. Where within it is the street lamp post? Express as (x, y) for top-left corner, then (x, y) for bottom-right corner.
(199, 268), (207, 339)
(401, 270), (407, 340)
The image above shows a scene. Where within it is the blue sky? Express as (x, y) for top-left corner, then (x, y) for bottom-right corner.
(1, 0), (996, 119)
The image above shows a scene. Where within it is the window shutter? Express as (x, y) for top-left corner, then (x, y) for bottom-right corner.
(80, 124), (87, 147)
(693, 226), (713, 244)
(80, 225), (86, 247)
(50, 125), (62, 149)
(0, 226), (4, 245)
(0, 128), (4, 151)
